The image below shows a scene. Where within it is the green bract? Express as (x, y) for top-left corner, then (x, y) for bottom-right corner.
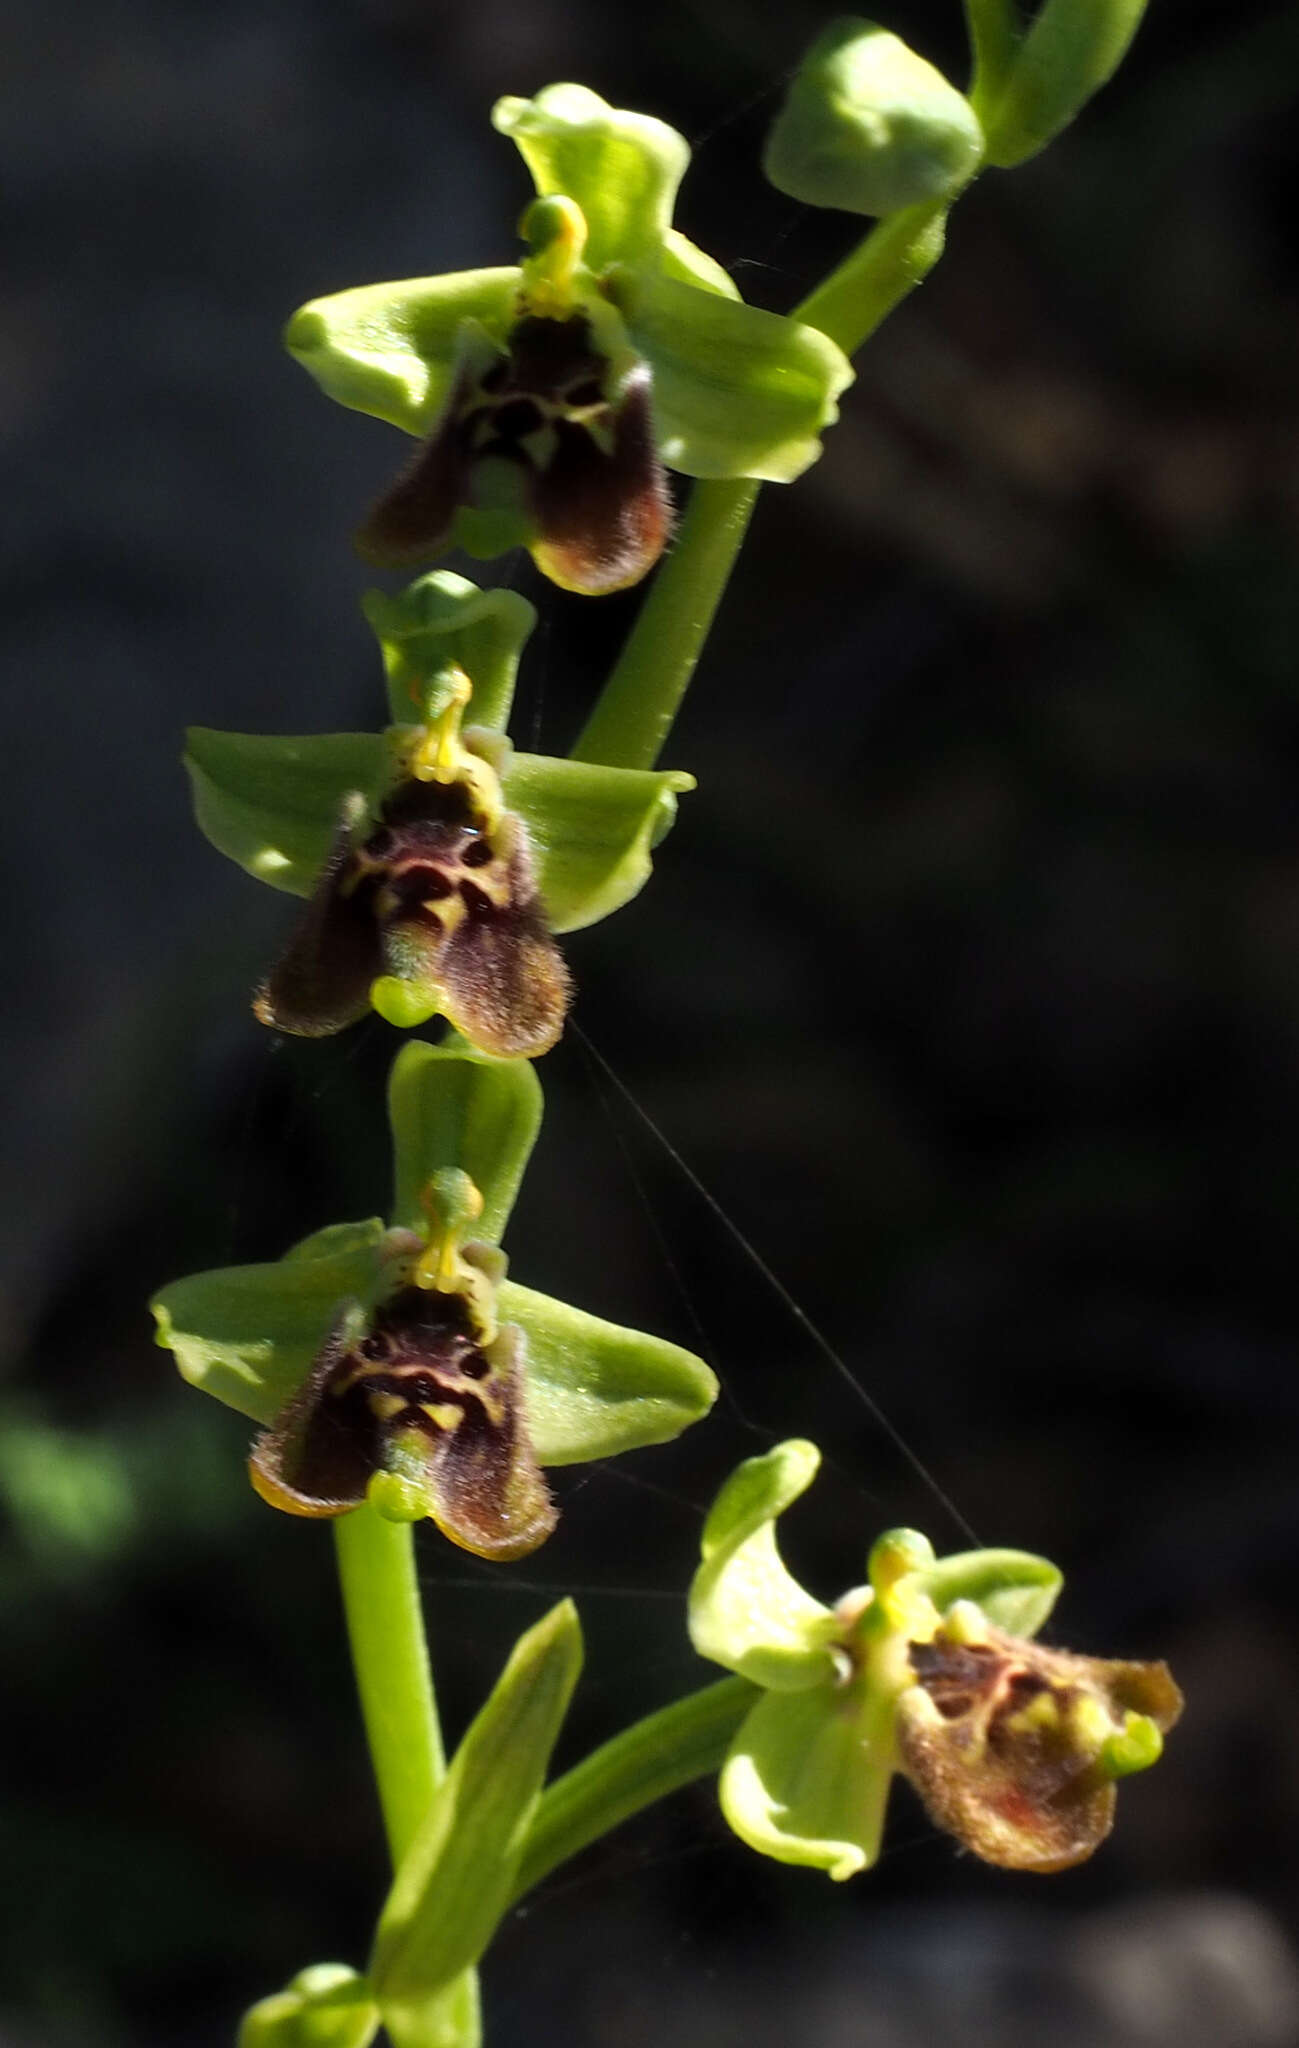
(285, 84), (853, 592)
(372, 1599), (582, 2048)
(689, 1442), (1181, 1878)
(151, 1043), (716, 1557)
(185, 572), (692, 1050)
(764, 20), (984, 217)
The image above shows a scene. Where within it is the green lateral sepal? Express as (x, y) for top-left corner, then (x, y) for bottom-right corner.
(975, 0), (1149, 169)
(500, 1279), (718, 1465)
(503, 753), (693, 932)
(720, 1669), (895, 1881)
(764, 19), (984, 218)
(371, 1600), (582, 2045)
(688, 1439), (840, 1690)
(607, 263), (853, 483)
(151, 1221), (392, 1425)
(185, 729), (392, 898)
(362, 570), (536, 735)
(238, 1965), (380, 2048)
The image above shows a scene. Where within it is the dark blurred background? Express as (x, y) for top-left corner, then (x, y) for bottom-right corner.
(4, 1), (1299, 2042)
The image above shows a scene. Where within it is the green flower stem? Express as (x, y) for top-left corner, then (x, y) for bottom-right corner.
(571, 202), (949, 772)
(793, 199), (949, 357)
(333, 1507), (445, 1866)
(510, 1674), (756, 1901)
(569, 478), (758, 772)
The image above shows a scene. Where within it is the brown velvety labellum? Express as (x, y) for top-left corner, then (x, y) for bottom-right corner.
(249, 1287), (557, 1560)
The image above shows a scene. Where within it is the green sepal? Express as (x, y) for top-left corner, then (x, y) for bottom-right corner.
(362, 571), (537, 733)
(387, 1040), (542, 1244)
(371, 1599), (582, 2042)
(719, 1675), (893, 1881)
(688, 1441), (839, 1690)
(611, 265), (854, 483)
(500, 1281), (717, 1465)
(659, 228), (740, 300)
(908, 1547), (1063, 1638)
(185, 728), (392, 897)
(505, 753), (693, 933)
(764, 20), (984, 217)
(150, 1222), (390, 1425)
(285, 267), (519, 436)
(238, 1965), (380, 2048)
(977, 0), (1148, 169)
(492, 84), (688, 274)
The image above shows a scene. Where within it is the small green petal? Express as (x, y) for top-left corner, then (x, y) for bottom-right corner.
(492, 84), (688, 273)
(502, 754), (693, 933)
(615, 268), (854, 482)
(150, 1222), (389, 1424)
(387, 1040), (543, 1245)
(499, 1281), (716, 1465)
(285, 268), (519, 436)
(372, 1599), (582, 2041)
(720, 1680), (892, 1880)
(910, 1547), (1063, 1639)
(185, 729), (392, 898)
(363, 571), (537, 733)
(238, 1965), (379, 2048)
(689, 1441), (837, 1690)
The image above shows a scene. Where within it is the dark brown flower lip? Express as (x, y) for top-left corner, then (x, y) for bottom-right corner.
(895, 1621), (1182, 1874)
(248, 1281), (557, 1560)
(356, 309), (672, 594)
(254, 772), (571, 1056)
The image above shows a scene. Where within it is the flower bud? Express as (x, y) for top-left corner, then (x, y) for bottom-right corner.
(764, 19), (983, 217)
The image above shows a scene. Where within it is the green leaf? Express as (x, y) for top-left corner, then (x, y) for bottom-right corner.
(362, 571), (536, 734)
(387, 1041), (542, 1244)
(910, 1548), (1063, 1638)
(764, 20), (983, 217)
(492, 84), (689, 274)
(371, 1599), (582, 2042)
(500, 1282), (716, 1464)
(238, 1965), (380, 2048)
(503, 753), (693, 933)
(150, 1221), (388, 1424)
(616, 268), (854, 482)
(720, 1677), (893, 1880)
(688, 1440), (837, 1690)
(185, 728), (392, 898)
(979, 0), (1148, 168)
(285, 268), (519, 436)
